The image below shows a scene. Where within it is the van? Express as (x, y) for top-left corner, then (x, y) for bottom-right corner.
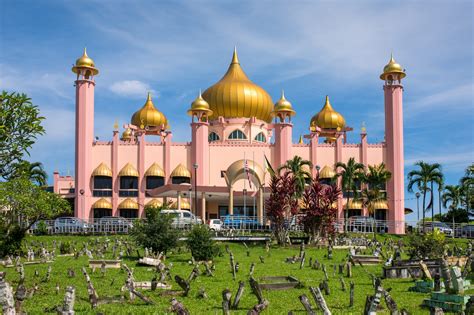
(161, 210), (202, 228)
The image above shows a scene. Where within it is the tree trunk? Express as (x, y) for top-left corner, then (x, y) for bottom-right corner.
(422, 188), (427, 233)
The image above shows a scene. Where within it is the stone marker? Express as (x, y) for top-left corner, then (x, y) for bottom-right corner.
(232, 281), (245, 309)
(59, 286), (75, 315)
(170, 298), (190, 315)
(299, 294), (315, 315)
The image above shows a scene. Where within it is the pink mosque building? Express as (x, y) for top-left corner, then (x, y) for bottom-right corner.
(53, 48), (406, 234)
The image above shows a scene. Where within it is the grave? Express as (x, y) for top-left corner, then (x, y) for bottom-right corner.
(350, 255), (382, 265)
(258, 276), (300, 290)
(88, 260), (122, 269)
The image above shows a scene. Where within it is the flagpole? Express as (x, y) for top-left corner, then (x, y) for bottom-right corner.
(244, 152), (246, 218)
(253, 151), (256, 217)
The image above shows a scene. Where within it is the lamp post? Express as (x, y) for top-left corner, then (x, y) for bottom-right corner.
(243, 188), (247, 217)
(193, 164), (198, 216)
(416, 192), (420, 232)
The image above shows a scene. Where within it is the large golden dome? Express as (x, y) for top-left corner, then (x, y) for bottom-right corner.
(202, 48), (274, 122)
(310, 96), (346, 131)
(380, 54), (406, 80)
(131, 93), (168, 129)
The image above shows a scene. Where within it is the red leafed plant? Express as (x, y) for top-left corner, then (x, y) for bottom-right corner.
(266, 171), (299, 245)
(302, 177), (341, 242)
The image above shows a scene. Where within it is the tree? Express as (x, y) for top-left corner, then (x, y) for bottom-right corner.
(363, 163), (391, 190)
(266, 172), (298, 245)
(0, 177), (70, 256)
(301, 176), (340, 242)
(360, 188), (386, 240)
(442, 185), (463, 211)
(278, 156), (312, 198)
(130, 205), (179, 254)
(407, 161), (443, 232)
(11, 161), (48, 186)
(460, 163), (474, 215)
(0, 91), (45, 180)
(334, 157), (365, 232)
(185, 225), (219, 261)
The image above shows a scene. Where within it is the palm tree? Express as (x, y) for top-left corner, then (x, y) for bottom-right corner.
(278, 156), (312, 198)
(334, 157), (365, 232)
(360, 188), (385, 240)
(442, 185), (462, 211)
(12, 161), (48, 186)
(363, 163), (392, 190)
(407, 161), (443, 232)
(460, 164), (474, 215)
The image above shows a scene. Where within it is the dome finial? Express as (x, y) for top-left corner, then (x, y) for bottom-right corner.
(231, 46), (239, 64)
(147, 92), (152, 102)
(83, 47), (88, 56)
(299, 135), (303, 144)
(281, 89), (286, 100)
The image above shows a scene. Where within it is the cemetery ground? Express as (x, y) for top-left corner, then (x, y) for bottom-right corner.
(1, 234), (472, 314)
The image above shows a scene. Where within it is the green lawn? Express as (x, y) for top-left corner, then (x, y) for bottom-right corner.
(1, 234), (471, 314)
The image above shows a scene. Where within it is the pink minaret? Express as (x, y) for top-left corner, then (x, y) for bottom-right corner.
(72, 48), (99, 219)
(381, 55), (406, 234)
(272, 91), (296, 168)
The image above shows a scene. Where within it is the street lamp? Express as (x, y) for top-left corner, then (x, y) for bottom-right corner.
(416, 192), (421, 233)
(193, 163), (198, 216)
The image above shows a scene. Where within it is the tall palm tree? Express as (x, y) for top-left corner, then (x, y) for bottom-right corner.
(278, 156), (312, 198)
(460, 164), (474, 215)
(442, 185), (462, 211)
(360, 188), (385, 240)
(13, 161), (48, 186)
(334, 157), (365, 232)
(407, 161), (443, 232)
(363, 163), (392, 190)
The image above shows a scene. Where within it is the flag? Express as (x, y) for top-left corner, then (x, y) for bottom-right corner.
(244, 159), (252, 189)
(264, 154), (276, 177)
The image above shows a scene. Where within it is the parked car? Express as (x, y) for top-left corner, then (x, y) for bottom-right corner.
(461, 224), (474, 238)
(29, 220), (53, 234)
(419, 221), (453, 235)
(161, 210), (202, 228)
(97, 216), (133, 233)
(54, 217), (89, 233)
(208, 219), (223, 231)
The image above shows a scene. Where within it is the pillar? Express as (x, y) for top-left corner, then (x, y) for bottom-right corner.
(138, 133), (145, 217)
(335, 133), (344, 222)
(191, 121), (209, 185)
(273, 122), (293, 168)
(258, 187), (263, 224)
(112, 131), (119, 216)
(229, 186), (234, 215)
(360, 131), (368, 216)
(201, 193), (206, 221)
(164, 132), (172, 184)
(310, 132), (319, 177)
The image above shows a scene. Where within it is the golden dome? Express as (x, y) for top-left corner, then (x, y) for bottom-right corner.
(319, 165), (336, 179)
(347, 199), (362, 210)
(202, 48), (274, 122)
(118, 198), (138, 210)
(272, 90), (296, 117)
(72, 48), (99, 75)
(119, 163), (139, 177)
(187, 91), (213, 116)
(131, 93), (168, 129)
(145, 163), (165, 177)
(146, 199), (163, 208)
(310, 96), (346, 131)
(171, 198), (191, 210)
(121, 128), (133, 141)
(170, 163), (191, 178)
(380, 54), (406, 80)
(373, 200), (389, 210)
(92, 198), (112, 209)
(92, 163), (112, 177)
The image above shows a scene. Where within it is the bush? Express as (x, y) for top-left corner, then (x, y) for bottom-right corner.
(130, 206), (179, 254)
(407, 230), (446, 259)
(59, 241), (73, 254)
(35, 221), (49, 235)
(185, 224), (219, 261)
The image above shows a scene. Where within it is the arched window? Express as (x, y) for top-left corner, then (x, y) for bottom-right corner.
(208, 132), (220, 142)
(254, 132), (266, 142)
(228, 129), (247, 140)
(93, 176), (112, 197)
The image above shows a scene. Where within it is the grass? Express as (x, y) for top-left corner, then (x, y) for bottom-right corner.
(1, 234), (471, 314)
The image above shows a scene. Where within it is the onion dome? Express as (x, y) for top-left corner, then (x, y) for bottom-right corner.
(92, 198), (112, 209)
(145, 163), (165, 177)
(373, 200), (389, 210)
(170, 163), (191, 178)
(92, 163), (112, 177)
(118, 163), (139, 177)
(72, 48), (99, 75)
(380, 54), (406, 80)
(118, 198), (138, 209)
(310, 96), (346, 131)
(131, 93), (168, 129)
(272, 90), (296, 116)
(347, 199), (362, 210)
(121, 128), (133, 141)
(187, 90), (213, 116)
(146, 199), (163, 208)
(202, 48), (274, 122)
(171, 198), (191, 210)
(319, 165), (336, 179)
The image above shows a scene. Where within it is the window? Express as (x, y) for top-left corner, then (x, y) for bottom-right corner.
(254, 132), (266, 142)
(120, 209), (138, 218)
(146, 176), (164, 190)
(228, 129), (246, 140)
(93, 209), (112, 218)
(93, 176), (112, 197)
(208, 132), (220, 142)
(171, 177), (190, 184)
(119, 176), (138, 197)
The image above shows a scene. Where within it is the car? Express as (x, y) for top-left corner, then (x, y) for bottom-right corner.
(54, 217), (89, 233)
(208, 219), (223, 231)
(97, 216), (133, 233)
(419, 221), (453, 235)
(29, 220), (53, 234)
(461, 225), (474, 238)
(161, 210), (202, 228)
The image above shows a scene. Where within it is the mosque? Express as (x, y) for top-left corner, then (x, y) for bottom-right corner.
(53, 48), (406, 234)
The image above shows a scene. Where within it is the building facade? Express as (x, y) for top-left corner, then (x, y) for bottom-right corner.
(54, 48), (406, 234)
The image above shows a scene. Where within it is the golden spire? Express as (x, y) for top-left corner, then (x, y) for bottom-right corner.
(272, 89), (296, 116)
(113, 120), (118, 130)
(231, 46), (239, 64)
(298, 135), (303, 144)
(187, 90), (213, 116)
(380, 53), (406, 80)
(72, 47), (99, 75)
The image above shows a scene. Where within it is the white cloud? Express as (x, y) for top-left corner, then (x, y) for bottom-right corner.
(109, 80), (156, 98)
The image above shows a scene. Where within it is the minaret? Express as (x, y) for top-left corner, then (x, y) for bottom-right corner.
(72, 48), (99, 220)
(380, 54), (406, 234)
(272, 91), (295, 167)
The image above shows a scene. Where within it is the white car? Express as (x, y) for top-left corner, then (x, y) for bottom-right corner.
(161, 210), (202, 228)
(419, 221), (453, 235)
(208, 219), (223, 231)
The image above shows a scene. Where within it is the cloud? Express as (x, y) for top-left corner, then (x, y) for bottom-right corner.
(109, 80), (156, 98)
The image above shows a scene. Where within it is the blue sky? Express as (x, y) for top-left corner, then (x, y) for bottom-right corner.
(1, 0), (472, 221)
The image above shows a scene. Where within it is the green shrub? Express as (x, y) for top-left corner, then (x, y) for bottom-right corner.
(185, 224), (219, 261)
(407, 230), (446, 259)
(35, 220), (48, 235)
(59, 241), (73, 254)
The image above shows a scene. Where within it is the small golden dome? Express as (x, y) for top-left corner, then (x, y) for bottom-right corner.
(380, 54), (406, 80)
(347, 199), (362, 210)
(119, 163), (139, 177)
(272, 90), (296, 117)
(170, 163), (191, 178)
(310, 96), (346, 131)
(373, 200), (389, 210)
(170, 198), (191, 210)
(118, 198), (138, 210)
(319, 165), (336, 179)
(131, 93), (168, 129)
(187, 90), (213, 116)
(121, 128), (133, 141)
(202, 48), (274, 122)
(92, 198), (112, 209)
(145, 163), (165, 177)
(146, 199), (163, 208)
(72, 48), (99, 75)
(92, 163), (112, 177)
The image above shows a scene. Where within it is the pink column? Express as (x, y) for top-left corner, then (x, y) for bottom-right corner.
(53, 171), (59, 194)
(138, 133), (145, 217)
(74, 79), (95, 220)
(335, 134), (344, 221)
(310, 132), (319, 177)
(360, 132), (368, 216)
(191, 122), (209, 185)
(384, 84), (405, 234)
(163, 132), (173, 184)
(273, 123), (293, 168)
(112, 131), (119, 216)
